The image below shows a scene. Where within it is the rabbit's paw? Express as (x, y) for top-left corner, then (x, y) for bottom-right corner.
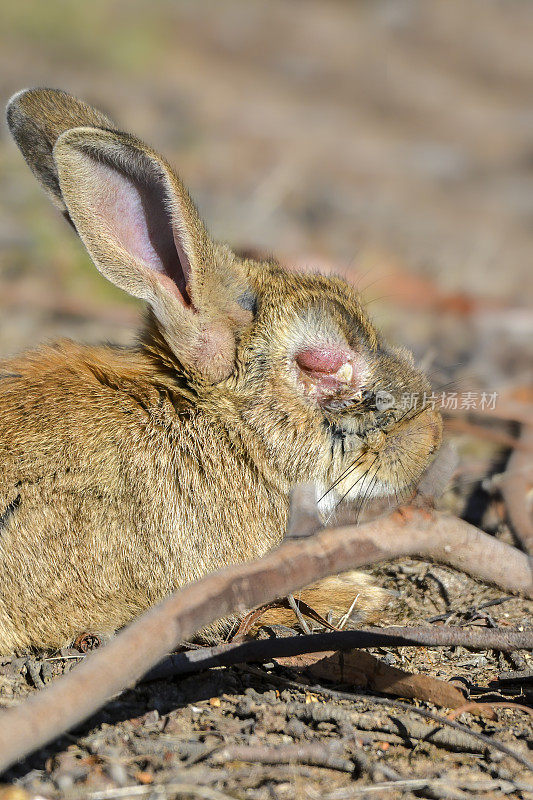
(256, 571), (392, 632)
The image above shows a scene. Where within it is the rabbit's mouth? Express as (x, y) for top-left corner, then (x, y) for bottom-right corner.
(320, 405), (442, 517)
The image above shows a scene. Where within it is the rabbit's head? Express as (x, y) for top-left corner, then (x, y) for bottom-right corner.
(7, 89), (442, 513)
(223, 260), (442, 513)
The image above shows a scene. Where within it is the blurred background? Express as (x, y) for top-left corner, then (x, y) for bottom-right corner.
(0, 0), (532, 407)
(2, 5), (533, 789)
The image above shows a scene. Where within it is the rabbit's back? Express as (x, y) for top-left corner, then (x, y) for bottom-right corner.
(0, 342), (286, 651)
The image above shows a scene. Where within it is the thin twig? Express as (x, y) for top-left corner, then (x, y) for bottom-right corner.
(427, 595), (514, 623)
(286, 594), (312, 634)
(323, 778), (533, 799)
(87, 785), (234, 800)
(141, 625), (533, 683)
(212, 742), (355, 774)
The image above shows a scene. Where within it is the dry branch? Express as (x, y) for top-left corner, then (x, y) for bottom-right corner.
(86, 785), (233, 800)
(443, 417), (526, 451)
(501, 424), (533, 557)
(142, 625), (533, 683)
(211, 742), (356, 774)
(443, 399), (533, 427)
(0, 505), (531, 772)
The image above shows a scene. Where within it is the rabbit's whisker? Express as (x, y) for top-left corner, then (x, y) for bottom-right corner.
(354, 462), (381, 524)
(334, 455), (378, 513)
(320, 452), (367, 500)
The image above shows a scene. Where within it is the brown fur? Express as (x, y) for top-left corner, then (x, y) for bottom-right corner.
(0, 89), (442, 653)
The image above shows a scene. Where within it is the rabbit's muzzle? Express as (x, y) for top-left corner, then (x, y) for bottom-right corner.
(366, 405), (442, 489)
(326, 405), (443, 509)
(371, 407), (441, 458)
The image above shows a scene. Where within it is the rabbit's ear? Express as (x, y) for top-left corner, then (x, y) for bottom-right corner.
(6, 88), (116, 218)
(53, 126), (252, 381)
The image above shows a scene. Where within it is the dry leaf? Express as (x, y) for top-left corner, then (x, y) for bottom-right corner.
(135, 772), (153, 785)
(275, 649), (466, 709)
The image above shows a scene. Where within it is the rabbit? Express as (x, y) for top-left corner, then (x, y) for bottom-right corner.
(0, 88), (442, 653)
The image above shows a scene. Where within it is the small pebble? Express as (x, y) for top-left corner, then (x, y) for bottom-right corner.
(25, 661), (44, 689)
(40, 662), (54, 684)
(286, 718), (306, 738)
(235, 697), (255, 718)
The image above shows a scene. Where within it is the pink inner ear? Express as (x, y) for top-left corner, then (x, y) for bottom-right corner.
(91, 161), (164, 271)
(296, 346), (352, 374)
(89, 159), (192, 305)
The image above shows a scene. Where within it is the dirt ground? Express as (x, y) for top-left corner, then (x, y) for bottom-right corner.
(0, 1), (532, 798)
